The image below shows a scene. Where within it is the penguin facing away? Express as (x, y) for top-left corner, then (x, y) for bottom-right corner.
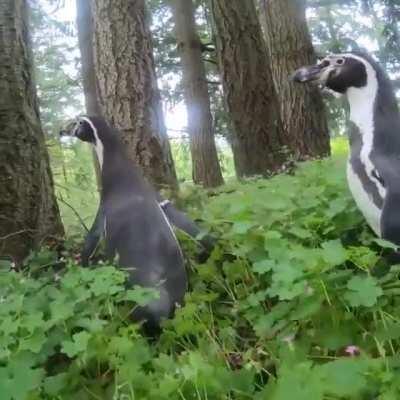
(80, 193), (214, 267)
(61, 115), (189, 330)
(292, 52), (400, 245)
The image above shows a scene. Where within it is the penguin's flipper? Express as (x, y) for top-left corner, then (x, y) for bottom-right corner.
(381, 190), (400, 246)
(160, 200), (201, 238)
(159, 200), (216, 260)
(376, 158), (400, 246)
(81, 204), (105, 266)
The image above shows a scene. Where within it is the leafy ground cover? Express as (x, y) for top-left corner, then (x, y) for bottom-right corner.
(2, 150), (400, 399)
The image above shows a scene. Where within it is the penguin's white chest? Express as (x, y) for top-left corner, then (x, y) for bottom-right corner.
(345, 69), (386, 237)
(346, 161), (382, 236)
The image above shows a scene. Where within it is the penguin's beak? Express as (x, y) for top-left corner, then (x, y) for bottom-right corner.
(59, 119), (77, 137)
(291, 64), (325, 83)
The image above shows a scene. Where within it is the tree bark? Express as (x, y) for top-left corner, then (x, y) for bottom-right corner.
(0, 0), (64, 262)
(171, 0), (223, 188)
(76, 0), (101, 116)
(260, 0), (330, 159)
(210, 0), (286, 178)
(75, 0), (102, 188)
(91, 0), (178, 190)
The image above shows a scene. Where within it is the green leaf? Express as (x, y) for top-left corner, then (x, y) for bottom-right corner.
(0, 358), (44, 400)
(269, 361), (324, 400)
(232, 221), (256, 234)
(290, 295), (323, 320)
(19, 330), (47, 353)
(0, 259), (13, 271)
(20, 312), (44, 333)
(61, 331), (91, 357)
(0, 316), (19, 336)
(321, 240), (347, 267)
(318, 358), (378, 397)
(267, 281), (307, 301)
(347, 246), (379, 269)
(375, 323), (400, 342)
(43, 373), (69, 396)
(252, 259), (275, 275)
(289, 227), (312, 239)
(117, 286), (160, 306)
(344, 275), (383, 307)
(50, 298), (75, 322)
(108, 336), (135, 356)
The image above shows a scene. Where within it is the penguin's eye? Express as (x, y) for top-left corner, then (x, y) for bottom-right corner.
(336, 58), (345, 65)
(319, 59), (330, 68)
(79, 120), (84, 125)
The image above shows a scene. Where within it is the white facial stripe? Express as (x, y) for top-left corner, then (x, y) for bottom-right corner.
(319, 65), (335, 85)
(80, 116), (104, 169)
(159, 200), (171, 208)
(72, 125), (79, 136)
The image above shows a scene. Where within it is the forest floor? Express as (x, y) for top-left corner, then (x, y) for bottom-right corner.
(2, 138), (400, 399)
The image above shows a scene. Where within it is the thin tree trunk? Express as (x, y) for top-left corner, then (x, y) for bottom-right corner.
(91, 0), (178, 190)
(171, 0), (223, 188)
(210, 0), (286, 178)
(76, 0), (102, 188)
(0, 0), (64, 262)
(76, 0), (101, 116)
(260, 0), (330, 159)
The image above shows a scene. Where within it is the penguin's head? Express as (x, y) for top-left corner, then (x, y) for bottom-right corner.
(292, 53), (370, 94)
(60, 116), (99, 144)
(60, 116), (108, 167)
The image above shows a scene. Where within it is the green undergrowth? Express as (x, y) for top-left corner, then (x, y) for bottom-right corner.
(3, 156), (400, 399)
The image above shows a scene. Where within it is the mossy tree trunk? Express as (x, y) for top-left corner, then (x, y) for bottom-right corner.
(0, 0), (64, 263)
(171, 0), (224, 188)
(210, 0), (286, 178)
(91, 0), (178, 190)
(260, 0), (330, 159)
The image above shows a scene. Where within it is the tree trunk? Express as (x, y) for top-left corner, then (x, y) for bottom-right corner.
(76, 0), (102, 188)
(76, 0), (101, 116)
(210, 0), (286, 178)
(0, 0), (64, 262)
(171, 0), (223, 188)
(91, 0), (178, 190)
(260, 0), (330, 159)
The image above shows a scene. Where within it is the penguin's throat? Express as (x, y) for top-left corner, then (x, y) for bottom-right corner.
(93, 140), (104, 169)
(347, 70), (378, 136)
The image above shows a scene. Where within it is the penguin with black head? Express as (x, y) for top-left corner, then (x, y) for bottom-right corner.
(292, 52), (400, 246)
(60, 115), (192, 331)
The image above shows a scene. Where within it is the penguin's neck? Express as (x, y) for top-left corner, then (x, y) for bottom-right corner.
(347, 72), (378, 138)
(93, 140), (104, 169)
(92, 133), (121, 172)
(347, 66), (400, 157)
(97, 137), (146, 197)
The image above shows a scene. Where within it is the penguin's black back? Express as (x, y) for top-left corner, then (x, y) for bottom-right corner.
(92, 117), (187, 326)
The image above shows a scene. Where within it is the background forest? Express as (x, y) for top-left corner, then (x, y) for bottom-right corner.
(2, 0), (400, 399)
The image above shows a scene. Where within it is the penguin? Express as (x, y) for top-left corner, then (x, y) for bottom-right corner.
(292, 52), (400, 245)
(80, 195), (214, 267)
(60, 115), (191, 330)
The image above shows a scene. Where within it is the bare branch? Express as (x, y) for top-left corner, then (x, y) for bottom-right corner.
(56, 196), (90, 232)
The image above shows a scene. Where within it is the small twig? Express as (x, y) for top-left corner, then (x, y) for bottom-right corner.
(56, 196), (90, 232)
(0, 229), (37, 241)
